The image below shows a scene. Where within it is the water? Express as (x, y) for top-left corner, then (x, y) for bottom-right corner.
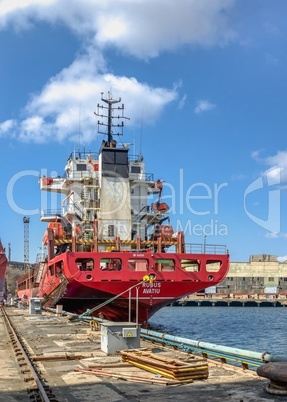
(148, 306), (287, 356)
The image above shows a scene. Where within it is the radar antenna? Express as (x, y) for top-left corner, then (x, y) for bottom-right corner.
(94, 91), (130, 146)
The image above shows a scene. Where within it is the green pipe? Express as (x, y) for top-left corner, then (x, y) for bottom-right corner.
(141, 329), (287, 363)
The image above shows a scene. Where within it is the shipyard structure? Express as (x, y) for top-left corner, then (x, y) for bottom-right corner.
(217, 254), (287, 296)
(180, 254), (287, 306)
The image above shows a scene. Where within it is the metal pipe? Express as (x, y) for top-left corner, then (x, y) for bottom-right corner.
(141, 329), (287, 363)
(264, 354), (287, 363)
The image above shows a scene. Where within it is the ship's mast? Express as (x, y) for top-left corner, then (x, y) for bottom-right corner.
(94, 91), (129, 146)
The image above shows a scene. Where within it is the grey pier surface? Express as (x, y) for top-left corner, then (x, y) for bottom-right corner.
(0, 308), (282, 401)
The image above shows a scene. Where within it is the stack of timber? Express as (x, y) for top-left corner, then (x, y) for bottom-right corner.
(120, 349), (209, 381)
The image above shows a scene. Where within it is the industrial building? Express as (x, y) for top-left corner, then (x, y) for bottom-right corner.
(214, 254), (287, 296)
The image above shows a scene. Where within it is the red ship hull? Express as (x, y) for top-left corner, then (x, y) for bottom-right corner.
(17, 248), (229, 327)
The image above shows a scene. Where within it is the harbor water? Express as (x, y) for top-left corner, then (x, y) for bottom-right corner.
(148, 306), (287, 356)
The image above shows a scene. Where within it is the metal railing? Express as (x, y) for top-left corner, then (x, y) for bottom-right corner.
(184, 243), (228, 255)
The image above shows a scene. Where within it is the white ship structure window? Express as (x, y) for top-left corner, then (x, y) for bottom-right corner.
(108, 225), (115, 237)
(130, 165), (141, 174)
(76, 163), (87, 171)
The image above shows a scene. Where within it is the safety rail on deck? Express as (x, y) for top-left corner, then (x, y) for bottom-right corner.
(35, 225), (228, 255)
(184, 243), (228, 255)
(41, 209), (62, 218)
(41, 161), (155, 182)
(68, 150), (98, 160)
(66, 150), (146, 162)
(37, 213), (228, 255)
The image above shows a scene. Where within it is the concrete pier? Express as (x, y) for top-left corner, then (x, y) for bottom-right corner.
(0, 307), (282, 401)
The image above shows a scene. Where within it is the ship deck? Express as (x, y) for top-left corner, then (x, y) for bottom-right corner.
(0, 306), (280, 401)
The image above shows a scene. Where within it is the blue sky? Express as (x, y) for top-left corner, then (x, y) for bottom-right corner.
(1, 0), (287, 263)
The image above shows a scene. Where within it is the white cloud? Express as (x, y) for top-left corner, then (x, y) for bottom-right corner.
(0, 119), (16, 136)
(178, 94), (187, 110)
(0, 0), (237, 59)
(251, 149), (263, 161)
(15, 51), (177, 143)
(264, 21), (281, 37)
(194, 100), (216, 114)
(251, 149), (287, 184)
(265, 52), (279, 66)
(265, 150), (287, 183)
(265, 232), (279, 239)
(0, 0), (237, 143)
(231, 173), (248, 181)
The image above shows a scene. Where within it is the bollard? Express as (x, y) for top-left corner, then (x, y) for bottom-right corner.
(257, 362), (287, 395)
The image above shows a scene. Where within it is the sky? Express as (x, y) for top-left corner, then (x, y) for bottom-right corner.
(1, 0), (287, 263)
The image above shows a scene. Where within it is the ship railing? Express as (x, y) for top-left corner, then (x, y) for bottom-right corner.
(129, 172), (155, 182)
(142, 172), (154, 182)
(128, 170), (154, 182)
(41, 204), (83, 220)
(62, 202), (83, 218)
(41, 209), (62, 219)
(68, 150), (99, 160)
(47, 236), (227, 256)
(46, 164), (154, 182)
(65, 170), (99, 180)
(184, 243), (227, 255)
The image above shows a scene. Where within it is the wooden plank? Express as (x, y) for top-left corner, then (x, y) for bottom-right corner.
(120, 349), (209, 381)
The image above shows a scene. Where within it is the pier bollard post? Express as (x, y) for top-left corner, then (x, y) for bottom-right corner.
(257, 362), (287, 395)
(56, 305), (63, 315)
